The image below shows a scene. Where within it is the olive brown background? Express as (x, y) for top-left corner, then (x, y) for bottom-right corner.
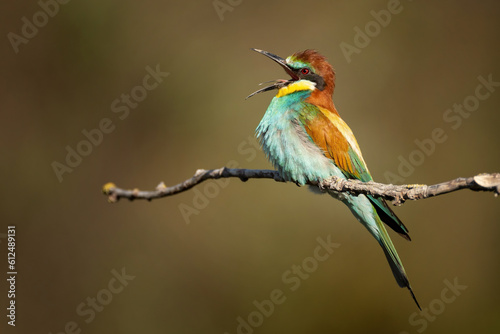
(1, 1), (499, 333)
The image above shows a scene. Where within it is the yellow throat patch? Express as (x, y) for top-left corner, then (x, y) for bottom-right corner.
(276, 80), (316, 98)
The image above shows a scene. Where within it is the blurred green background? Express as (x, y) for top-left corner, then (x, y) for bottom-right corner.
(1, 0), (499, 333)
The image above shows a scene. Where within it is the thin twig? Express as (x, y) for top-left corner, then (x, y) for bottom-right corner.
(102, 169), (500, 205)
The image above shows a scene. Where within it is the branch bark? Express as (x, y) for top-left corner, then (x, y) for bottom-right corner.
(102, 169), (500, 205)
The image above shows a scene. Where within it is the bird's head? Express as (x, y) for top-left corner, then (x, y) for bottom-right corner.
(247, 48), (335, 100)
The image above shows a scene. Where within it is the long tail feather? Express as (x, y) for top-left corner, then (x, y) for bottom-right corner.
(340, 194), (420, 309)
(408, 286), (421, 310)
(377, 213), (421, 309)
(380, 239), (421, 310)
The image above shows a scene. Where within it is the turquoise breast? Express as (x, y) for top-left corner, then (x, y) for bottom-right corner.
(256, 92), (346, 185)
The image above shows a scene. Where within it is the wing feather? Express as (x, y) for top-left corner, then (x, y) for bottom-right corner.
(300, 105), (410, 239)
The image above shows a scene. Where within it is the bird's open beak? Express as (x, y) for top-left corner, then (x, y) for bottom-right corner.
(246, 48), (299, 99)
(252, 49), (299, 80)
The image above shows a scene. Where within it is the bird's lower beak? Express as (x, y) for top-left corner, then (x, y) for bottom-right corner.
(246, 48), (299, 99)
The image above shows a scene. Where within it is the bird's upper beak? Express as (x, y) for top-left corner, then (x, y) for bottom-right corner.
(246, 48), (299, 99)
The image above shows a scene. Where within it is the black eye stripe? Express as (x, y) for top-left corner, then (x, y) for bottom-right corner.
(291, 66), (325, 91)
(307, 73), (326, 91)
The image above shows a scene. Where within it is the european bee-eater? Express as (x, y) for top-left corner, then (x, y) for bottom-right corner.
(248, 48), (420, 309)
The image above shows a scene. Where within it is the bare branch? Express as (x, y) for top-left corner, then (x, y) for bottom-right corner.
(102, 168), (500, 205)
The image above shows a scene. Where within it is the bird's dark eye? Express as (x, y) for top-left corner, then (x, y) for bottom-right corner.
(300, 68), (310, 75)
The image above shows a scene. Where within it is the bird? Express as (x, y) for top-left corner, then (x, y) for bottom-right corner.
(247, 48), (420, 309)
